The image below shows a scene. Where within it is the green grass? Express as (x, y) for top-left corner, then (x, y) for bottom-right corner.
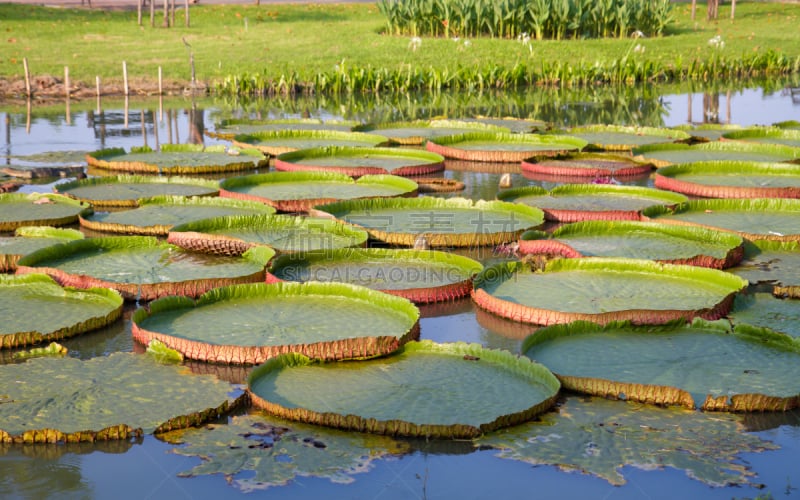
(0, 1), (798, 93)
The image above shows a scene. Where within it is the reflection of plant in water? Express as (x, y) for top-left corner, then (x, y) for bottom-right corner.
(481, 396), (778, 487)
(166, 413), (409, 492)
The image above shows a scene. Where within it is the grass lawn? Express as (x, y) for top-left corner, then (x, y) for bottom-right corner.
(0, 1), (798, 94)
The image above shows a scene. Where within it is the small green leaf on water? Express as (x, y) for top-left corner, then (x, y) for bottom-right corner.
(146, 339), (184, 363)
(12, 342), (67, 360)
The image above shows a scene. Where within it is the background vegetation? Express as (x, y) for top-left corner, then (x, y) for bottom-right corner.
(0, 1), (798, 96)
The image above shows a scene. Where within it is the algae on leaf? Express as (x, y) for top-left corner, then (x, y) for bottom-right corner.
(482, 396), (778, 486)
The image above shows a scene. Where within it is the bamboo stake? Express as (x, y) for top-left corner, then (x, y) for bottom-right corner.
(23, 57), (31, 98)
(150, 0), (155, 27)
(185, 0), (190, 27)
(96, 76), (101, 114)
(123, 61), (129, 96)
(158, 66), (163, 95)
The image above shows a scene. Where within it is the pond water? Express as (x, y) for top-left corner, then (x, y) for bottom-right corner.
(1, 83), (800, 499)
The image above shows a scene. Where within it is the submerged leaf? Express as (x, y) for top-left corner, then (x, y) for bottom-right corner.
(168, 413), (408, 492)
(12, 342), (67, 360)
(481, 396), (778, 486)
(146, 339), (184, 363)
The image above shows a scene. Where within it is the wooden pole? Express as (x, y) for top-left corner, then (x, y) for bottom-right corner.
(141, 109), (148, 148)
(185, 0), (190, 27)
(150, 0), (155, 27)
(171, 0), (175, 27)
(726, 90), (732, 124)
(690, 0), (696, 21)
(163, 0), (169, 27)
(158, 66), (163, 95)
(64, 66), (71, 125)
(152, 110), (160, 151)
(731, 0), (736, 19)
(687, 93), (692, 124)
(137, 0), (143, 25)
(124, 96), (129, 129)
(123, 61), (129, 96)
(96, 76), (101, 114)
(26, 99), (31, 134)
(23, 57), (31, 98)
(166, 109), (173, 144)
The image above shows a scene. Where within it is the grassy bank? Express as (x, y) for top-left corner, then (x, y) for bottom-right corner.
(0, 1), (798, 97)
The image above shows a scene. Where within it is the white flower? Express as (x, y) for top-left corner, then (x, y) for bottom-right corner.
(463, 40), (471, 47)
(633, 44), (645, 54)
(631, 30), (646, 39)
(452, 36), (460, 42)
(408, 36), (422, 51)
(708, 35), (724, 49)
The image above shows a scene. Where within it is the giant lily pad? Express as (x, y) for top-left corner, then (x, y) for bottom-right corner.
(425, 132), (587, 163)
(654, 161), (800, 198)
(472, 258), (747, 326)
(520, 152), (654, 178)
(79, 195), (276, 236)
(522, 319), (800, 411)
(166, 413), (408, 493)
(0, 273), (123, 349)
(86, 145), (268, 175)
(268, 248), (482, 303)
(482, 396), (778, 486)
(247, 340), (560, 438)
(312, 197), (544, 247)
(352, 119), (508, 146)
(1, 164), (85, 180)
(54, 175), (219, 209)
(208, 118), (360, 140)
(230, 130), (388, 156)
(498, 184), (687, 222)
(729, 292), (800, 339)
(132, 281), (420, 364)
(722, 127), (800, 148)
(0, 352), (243, 442)
(728, 240), (800, 296)
(642, 198), (800, 242)
(15, 236), (274, 301)
(0, 193), (92, 232)
(560, 125), (691, 152)
(632, 141), (800, 168)
(671, 123), (745, 142)
(167, 214), (368, 256)
(0, 226), (84, 272)
(219, 172), (418, 212)
(518, 220), (744, 269)
(274, 147), (445, 177)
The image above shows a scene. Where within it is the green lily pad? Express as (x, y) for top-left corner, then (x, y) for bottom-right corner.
(247, 340), (560, 438)
(722, 127), (800, 148)
(472, 258), (747, 326)
(498, 184), (687, 222)
(426, 132), (587, 163)
(16, 236), (274, 301)
(562, 125), (691, 151)
(313, 197), (544, 247)
(12, 342), (68, 360)
(54, 175), (219, 209)
(86, 145), (268, 175)
(1, 165), (85, 180)
(643, 198), (800, 242)
(167, 214), (368, 255)
(522, 319), (800, 411)
(132, 281), (420, 364)
(352, 119), (508, 145)
(729, 240), (800, 294)
(0, 273), (123, 350)
(219, 171), (418, 212)
(671, 123), (745, 142)
(773, 120), (800, 130)
(231, 130), (388, 156)
(654, 161), (800, 198)
(0, 226), (84, 272)
(632, 140), (800, 167)
(520, 152), (654, 178)
(166, 413), (409, 492)
(482, 396), (778, 486)
(208, 118), (360, 140)
(729, 292), (800, 339)
(0, 352), (243, 441)
(519, 220), (744, 269)
(79, 195), (276, 236)
(0, 193), (92, 232)
(268, 248), (482, 303)
(275, 146), (445, 177)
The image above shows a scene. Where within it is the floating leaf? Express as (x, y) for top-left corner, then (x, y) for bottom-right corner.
(481, 396), (778, 486)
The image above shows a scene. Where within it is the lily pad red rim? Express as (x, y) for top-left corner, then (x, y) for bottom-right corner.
(425, 132), (587, 163)
(274, 146), (445, 178)
(520, 152), (655, 177)
(654, 161), (800, 199)
(267, 248), (483, 303)
(131, 281), (421, 365)
(230, 130), (389, 156)
(219, 171), (419, 213)
(471, 257), (748, 326)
